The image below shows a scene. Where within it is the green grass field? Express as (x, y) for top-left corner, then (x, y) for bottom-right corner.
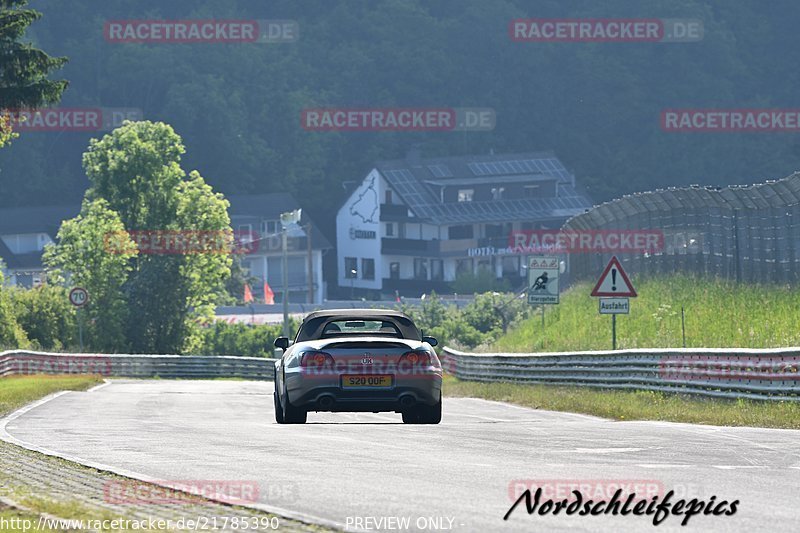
(0, 375), (103, 417)
(443, 376), (800, 429)
(493, 274), (800, 352)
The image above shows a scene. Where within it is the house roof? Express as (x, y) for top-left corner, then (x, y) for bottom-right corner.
(226, 193), (332, 250)
(0, 204), (79, 235)
(373, 150), (592, 224)
(0, 194), (331, 273)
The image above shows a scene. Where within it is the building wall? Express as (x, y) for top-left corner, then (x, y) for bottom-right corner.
(336, 169), (383, 291)
(240, 249), (325, 304)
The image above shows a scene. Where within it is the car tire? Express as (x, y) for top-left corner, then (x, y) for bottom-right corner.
(274, 390), (286, 424)
(282, 385), (307, 424)
(402, 394), (442, 425)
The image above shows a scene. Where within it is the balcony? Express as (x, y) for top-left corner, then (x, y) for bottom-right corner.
(381, 238), (440, 256)
(380, 203), (414, 221)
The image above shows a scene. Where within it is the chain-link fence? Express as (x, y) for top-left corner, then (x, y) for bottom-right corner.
(563, 172), (800, 284)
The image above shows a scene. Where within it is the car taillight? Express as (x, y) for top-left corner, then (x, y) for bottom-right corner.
(300, 351), (334, 368)
(399, 350), (432, 366)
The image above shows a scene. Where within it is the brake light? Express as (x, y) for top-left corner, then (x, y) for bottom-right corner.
(300, 351), (334, 368)
(399, 350), (432, 366)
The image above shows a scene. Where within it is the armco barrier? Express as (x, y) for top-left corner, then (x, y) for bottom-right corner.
(0, 351), (276, 380)
(441, 347), (800, 401)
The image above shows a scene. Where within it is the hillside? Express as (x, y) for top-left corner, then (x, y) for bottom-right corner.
(3, 0), (800, 228)
(491, 275), (800, 352)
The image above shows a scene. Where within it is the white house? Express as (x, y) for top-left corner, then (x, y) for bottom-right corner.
(335, 149), (593, 296)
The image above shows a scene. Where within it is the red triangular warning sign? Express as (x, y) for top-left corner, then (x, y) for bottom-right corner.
(591, 256), (637, 297)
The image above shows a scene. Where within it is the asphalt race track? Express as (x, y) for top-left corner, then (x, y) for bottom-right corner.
(2, 380), (799, 532)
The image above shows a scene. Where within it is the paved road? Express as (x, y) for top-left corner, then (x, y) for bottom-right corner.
(3, 380), (800, 532)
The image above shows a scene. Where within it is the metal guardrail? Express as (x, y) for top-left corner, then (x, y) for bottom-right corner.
(441, 347), (800, 401)
(0, 351), (276, 380)
(4, 348), (799, 401)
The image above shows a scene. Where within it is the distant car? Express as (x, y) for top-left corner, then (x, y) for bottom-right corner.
(273, 309), (442, 424)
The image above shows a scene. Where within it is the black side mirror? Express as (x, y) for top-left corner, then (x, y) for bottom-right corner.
(422, 336), (438, 347)
(274, 337), (290, 350)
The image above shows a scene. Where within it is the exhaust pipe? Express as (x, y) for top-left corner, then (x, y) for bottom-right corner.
(399, 395), (416, 409)
(317, 395), (335, 410)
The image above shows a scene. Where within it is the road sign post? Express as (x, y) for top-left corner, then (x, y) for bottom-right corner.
(69, 287), (89, 351)
(527, 256), (559, 349)
(591, 257), (636, 349)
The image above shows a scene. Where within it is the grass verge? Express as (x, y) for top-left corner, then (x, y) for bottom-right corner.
(0, 507), (59, 533)
(0, 375), (103, 417)
(442, 375), (800, 429)
(493, 274), (800, 352)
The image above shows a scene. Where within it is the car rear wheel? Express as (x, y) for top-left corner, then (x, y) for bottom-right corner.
(402, 394), (441, 424)
(274, 390), (285, 424)
(281, 386), (307, 424)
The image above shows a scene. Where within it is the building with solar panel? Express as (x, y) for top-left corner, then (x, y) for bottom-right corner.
(335, 149), (593, 297)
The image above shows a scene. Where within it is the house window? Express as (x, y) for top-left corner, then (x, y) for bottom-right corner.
(385, 190), (393, 204)
(413, 258), (428, 280)
(344, 257), (358, 278)
(431, 260), (444, 281)
(523, 185), (540, 198)
(238, 224), (254, 244)
(389, 262), (400, 279)
(262, 220), (278, 235)
(456, 258), (473, 276)
(484, 224), (504, 238)
(502, 256), (520, 275)
(385, 223), (395, 237)
(491, 187), (505, 200)
(361, 258), (375, 280)
(448, 225), (474, 240)
(457, 189), (474, 202)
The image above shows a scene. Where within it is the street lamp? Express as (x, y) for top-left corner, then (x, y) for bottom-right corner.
(280, 208), (302, 339)
(350, 269), (357, 299)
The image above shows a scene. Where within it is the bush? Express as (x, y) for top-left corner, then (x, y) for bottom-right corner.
(195, 320), (295, 357)
(399, 291), (530, 350)
(0, 287), (29, 350)
(9, 285), (76, 350)
(452, 270), (511, 294)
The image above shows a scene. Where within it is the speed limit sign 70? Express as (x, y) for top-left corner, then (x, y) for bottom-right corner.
(69, 287), (89, 307)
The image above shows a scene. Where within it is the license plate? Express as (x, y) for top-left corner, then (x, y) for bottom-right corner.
(341, 375), (393, 388)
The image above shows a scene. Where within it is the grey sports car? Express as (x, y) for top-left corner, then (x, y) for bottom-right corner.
(273, 309), (442, 424)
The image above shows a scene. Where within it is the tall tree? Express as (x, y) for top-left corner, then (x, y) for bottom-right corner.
(0, 0), (67, 146)
(43, 198), (135, 352)
(63, 120), (232, 353)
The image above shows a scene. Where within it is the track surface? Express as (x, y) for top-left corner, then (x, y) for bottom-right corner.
(3, 380), (800, 532)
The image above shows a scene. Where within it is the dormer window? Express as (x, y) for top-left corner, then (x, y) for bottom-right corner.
(491, 187), (505, 200)
(524, 185), (540, 198)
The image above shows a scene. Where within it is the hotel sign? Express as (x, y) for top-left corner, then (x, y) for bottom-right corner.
(350, 228), (377, 240)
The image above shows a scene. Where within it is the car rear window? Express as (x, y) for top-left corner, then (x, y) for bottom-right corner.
(321, 320), (401, 337)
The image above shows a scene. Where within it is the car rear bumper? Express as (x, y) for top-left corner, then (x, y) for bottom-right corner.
(285, 371), (442, 412)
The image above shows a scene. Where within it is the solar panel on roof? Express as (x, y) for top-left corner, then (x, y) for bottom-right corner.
(427, 164), (453, 178)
